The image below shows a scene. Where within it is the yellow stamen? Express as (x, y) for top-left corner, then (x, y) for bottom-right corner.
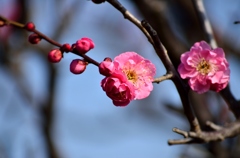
(124, 70), (138, 83)
(196, 59), (211, 75)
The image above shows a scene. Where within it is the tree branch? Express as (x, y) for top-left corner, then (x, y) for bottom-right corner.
(169, 120), (240, 145)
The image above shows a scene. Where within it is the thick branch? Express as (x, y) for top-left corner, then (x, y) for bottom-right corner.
(169, 120), (240, 145)
(220, 86), (240, 119)
(141, 20), (200, 133)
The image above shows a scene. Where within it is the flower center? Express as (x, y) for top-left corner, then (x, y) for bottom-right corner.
(196, 59), (211, 75)
(124, 70), (138, 83)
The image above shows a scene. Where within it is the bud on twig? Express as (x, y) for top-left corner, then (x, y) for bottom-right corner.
(48, 49), (63, 63)
(28, 33), (41, 44)
(92, 0), (106, 4)
(70, 59), (88, 74)
(24, 22), (35, 31)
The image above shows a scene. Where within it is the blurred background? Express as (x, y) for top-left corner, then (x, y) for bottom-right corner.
(1, 0), (240, 158)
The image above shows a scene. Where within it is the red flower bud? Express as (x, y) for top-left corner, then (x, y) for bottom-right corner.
(48, 49), (62, 63)
(61, 43), (71, 52)
(92, 0), (106, 4)
(104, 57), (112, 62)
(75, 37), (94, 54)
(25, 22), (35, 31)
(0, 20), (5, 27)
(28, 33), (41, 44)
(70, 59), (88, 74)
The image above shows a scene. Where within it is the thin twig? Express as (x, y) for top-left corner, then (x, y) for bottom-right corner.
(206, 121), (222, 131)
(0, 15), (25, 27)
(153, 73), (173, 83)
(169, 120), (240, 145)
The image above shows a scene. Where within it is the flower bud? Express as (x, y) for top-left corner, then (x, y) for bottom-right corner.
(48, 49), (62, 63)
(75, 37), (94, 54)
(99, 59), (114, 76)
(104, 57), (112, 62)
(70, 59), (88, 74)
(0, 20), (5, 27)
(61, 43), (71, 52)
(92, 0), (106, 4)
(28, 33), (41, 44)
(24, 22), (35, 31)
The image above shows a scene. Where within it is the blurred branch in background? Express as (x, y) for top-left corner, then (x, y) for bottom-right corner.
(0, 0), (84, 158)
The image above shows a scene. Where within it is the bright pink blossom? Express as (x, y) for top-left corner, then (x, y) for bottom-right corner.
(178, 41), (230, 93)
(75, 37), (94, 54)
(101, 73), (135, 106)
(70, 59), (87, 74)
(100, 52), (156, 106)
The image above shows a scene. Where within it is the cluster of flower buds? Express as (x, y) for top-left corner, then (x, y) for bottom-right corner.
(45, 37), (94, 75)
(23, 21), (94, 76)
(24, 22), (41, 44)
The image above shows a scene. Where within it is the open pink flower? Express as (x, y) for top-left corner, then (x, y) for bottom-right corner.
(100, 52), (156, 106)
(178, 41), (230, 93)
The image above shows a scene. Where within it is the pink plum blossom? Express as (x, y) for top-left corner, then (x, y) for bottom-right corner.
(100, 52), (156, 106)
(178, 41), (230, 94)
(101, 73), (135, 106)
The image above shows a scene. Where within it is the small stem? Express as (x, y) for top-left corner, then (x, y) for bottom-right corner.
(33, 30), (62, 47)
(0, 15), (25, 28)
(206, 121), (222, 131)
(168, 138), (194, 145)
(153, 73), (173, 83)
(72, 51), (100, 66)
